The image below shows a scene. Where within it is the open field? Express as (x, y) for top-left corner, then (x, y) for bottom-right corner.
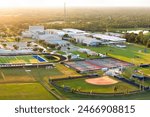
(0, 67), (63, 83)
(122, 66), (150, 86)
(0, 67), (64, 100)
(122, 66), (150, 78)
(0, 83), (56, 100)
(138, 67), (150, 76)
(71, 51), (100, 59)
(56, 77), (138, 93)
(49, 64), (81, 79)
(76, 43), (150, 65)
(0, 68), (36, 83)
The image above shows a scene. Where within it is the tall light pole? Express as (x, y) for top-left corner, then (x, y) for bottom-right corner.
(64, 2), (67, 23)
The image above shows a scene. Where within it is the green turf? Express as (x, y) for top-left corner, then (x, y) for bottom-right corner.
(0, 83), (56, 100)
(121, 66), (150, 87)
(0, 55), (46, 64)
(76, 43), (150, 65)
(56, 78), (138, 93)
(71, 51), (100, 59)
(0, 67), (63, 82)
(58, 89), (150, 100)
(139, 67), (150, 75)
(28, 67), (64, 80)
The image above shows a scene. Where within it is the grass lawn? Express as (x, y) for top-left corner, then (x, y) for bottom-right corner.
(71, 51), (100, 59)
(28, 67), (63, 81)
(0, 83), (56, 100)
(49, 64), (81, 79)
(0, 68), (36, 83)
(56, 78), (138, 93)
(59, 89), (150, 100)
(121, 66), (150, 86)
(0, 67), (63, 83)
(76, 43), (150, 65)
(138, 67), (150, 76)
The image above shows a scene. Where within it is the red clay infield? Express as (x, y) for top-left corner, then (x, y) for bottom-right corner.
(85, 76), (119, 85)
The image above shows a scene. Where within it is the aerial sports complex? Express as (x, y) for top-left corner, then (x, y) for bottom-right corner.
(0, 26), (150, 100)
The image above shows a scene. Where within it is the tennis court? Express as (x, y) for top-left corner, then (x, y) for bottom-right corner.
(65, 58), (132, 72)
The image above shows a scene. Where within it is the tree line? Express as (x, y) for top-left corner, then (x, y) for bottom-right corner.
(124, 32), (150, 48)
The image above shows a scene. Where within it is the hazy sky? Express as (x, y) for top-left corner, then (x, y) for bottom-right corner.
(0, 0), (150, 8)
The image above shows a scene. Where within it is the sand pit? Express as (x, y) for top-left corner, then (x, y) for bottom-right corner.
(85, 76), (118, 85)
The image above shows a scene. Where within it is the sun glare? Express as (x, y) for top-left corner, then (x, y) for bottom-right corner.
(0, 0), (149, 8)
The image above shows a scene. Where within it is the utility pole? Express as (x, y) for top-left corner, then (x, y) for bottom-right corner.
(64, 2), (66, 23)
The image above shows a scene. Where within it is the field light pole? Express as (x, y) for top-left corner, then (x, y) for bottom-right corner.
(37, 37), (39, 68)
(64, 0), (68, 23)
(64, 2), (66, 23)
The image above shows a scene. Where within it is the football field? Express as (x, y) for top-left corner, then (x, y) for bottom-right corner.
(0, 55), (47, 64)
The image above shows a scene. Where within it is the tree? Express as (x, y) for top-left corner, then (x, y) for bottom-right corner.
(67, 47), (70, 50)
(13, 45), (19, 50)
(48, 44), (56, 49)
(68, 55), (71, 60)
(63, 34), (70, 38)
(15, 37), (21, 42)
(69, 38), (77, 44)
(113, 86), (118, 95)
(33, 48), (38, 51)
(2, 43), (7, 48)
(57, 46), (61, 50)
(38, 48), (44, 52)
(146, 39), (150, 48)
(27, 43), (31, 47)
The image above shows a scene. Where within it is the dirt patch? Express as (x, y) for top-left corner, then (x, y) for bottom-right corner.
(85, 76), (118, 85)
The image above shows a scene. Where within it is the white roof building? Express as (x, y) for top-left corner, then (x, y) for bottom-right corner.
(93, 34), (126, 43)
(22, 26), (45, 38)
(105, 32), (123, 37)
(72, 35), (101, 46)
(45, 29), (65, 36)
(38, 34), (62, 41)
(63, 28), (85, 34)
(29, 26), (44, 33)
(22, 31), (33, 38)
(127, 30), (149, 34)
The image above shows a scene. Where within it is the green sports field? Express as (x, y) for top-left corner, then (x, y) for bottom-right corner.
(0, 55), (45, 64)
(0, 67), (64, 100)
(0, 67), (63, 83)
(0, 83), (56, 100)
(76, 43), (150, 65)
(55, 77), (138, 93)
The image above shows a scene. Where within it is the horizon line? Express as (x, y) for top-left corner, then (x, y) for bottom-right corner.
(0, 6), (150, 9)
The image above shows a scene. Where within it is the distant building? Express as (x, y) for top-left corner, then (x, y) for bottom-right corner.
(22, 31), (33, 38)
(45, 29), (65, 36)
(105, 32), (123, 37)
(46, 39), (70, 46)
(127, 30), (149, 34)
(63, 28), (85, 34)
(22, 26), (45, 38)
(72, 35), (101, 46)
(29, 26), (44, 33)
(38, 34), (62, 41)
(93, 34), (126, 44)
